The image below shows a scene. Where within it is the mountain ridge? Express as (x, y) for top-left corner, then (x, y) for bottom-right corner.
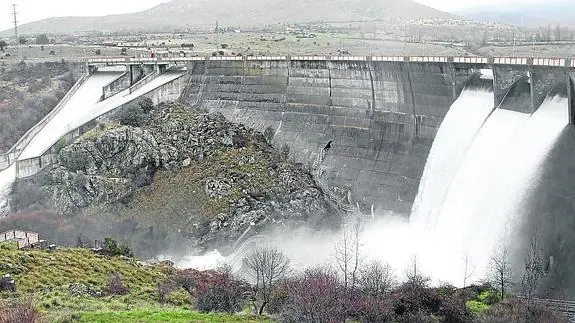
(458, 1), (575, 27)
(4, 0), (456, 35)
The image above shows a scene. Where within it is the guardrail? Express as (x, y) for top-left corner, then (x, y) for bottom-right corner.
(0, 72), (90, 171)
(86, 55), (575, 67)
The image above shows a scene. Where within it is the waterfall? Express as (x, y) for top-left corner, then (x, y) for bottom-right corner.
(411, 93), (568, 284)
(411, 85), (495, 229)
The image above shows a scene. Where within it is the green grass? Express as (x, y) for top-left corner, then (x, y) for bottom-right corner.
(77, 309), (269, 323)
(466, 300), (490, 314)
(0, 248), (170, 295)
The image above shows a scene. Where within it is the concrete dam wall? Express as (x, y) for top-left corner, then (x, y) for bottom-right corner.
(183, 60), (471, 214)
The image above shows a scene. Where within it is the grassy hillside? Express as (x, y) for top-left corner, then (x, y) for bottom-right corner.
(0, 244), (266, 322)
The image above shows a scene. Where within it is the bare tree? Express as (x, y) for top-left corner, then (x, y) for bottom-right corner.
(335, 220), (363, 289)
(521, 234), (544, 300)
(405, 255), (429, 288)
(462, 251), (475, 288)
(243, 246), (290, 315)
(358, 260), (396, 297)
(490, 246), (513, 301)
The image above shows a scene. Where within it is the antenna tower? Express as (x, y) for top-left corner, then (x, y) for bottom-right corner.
(12, 4), (20, 60)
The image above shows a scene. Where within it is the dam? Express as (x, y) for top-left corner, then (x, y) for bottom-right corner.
(2, 55), (575, 294)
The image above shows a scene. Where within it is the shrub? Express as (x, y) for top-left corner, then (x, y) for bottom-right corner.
(95, 49), (101, 55)
(281, 143), (290, 158)
(467, 300), (490, 314)
(281, 268), (347, 323)
(263, 126), (274, 143)
(157, 281), (176, 303)
(10, 180), (47, 211)
(102, 237), (134, 257)
(232, 134), (247, 148)
(478, 298), (562, 323)
(196, 286), (243, 313)
(117, 103), (145, 127)
(0, 297), (41, 323)
(137, 97), (154, 113)
(106, 273), (129, 296)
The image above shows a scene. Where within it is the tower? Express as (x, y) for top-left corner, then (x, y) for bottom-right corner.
(12, 4), (20, 60)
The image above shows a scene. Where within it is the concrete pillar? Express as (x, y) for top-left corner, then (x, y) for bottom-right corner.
(568, 74), (575, 125)
(529, 69), (535, 113)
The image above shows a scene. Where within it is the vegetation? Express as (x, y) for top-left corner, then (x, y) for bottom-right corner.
(0, 61), (74, 150)
(76, 309), (268, 323)
(0, 246), (267, 322)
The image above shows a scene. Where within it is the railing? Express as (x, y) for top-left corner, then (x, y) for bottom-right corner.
(0, 72), (90, 171)
(86, 55), (575, 67)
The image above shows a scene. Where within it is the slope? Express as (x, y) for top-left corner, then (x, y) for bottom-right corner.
(7, 0), (456, 35)
(459, 1), (575, 27)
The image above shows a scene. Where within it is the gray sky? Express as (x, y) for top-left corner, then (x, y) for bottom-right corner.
(0, 0), (544, 31)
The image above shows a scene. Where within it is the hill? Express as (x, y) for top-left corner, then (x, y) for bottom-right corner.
(6, 0), (456, 35)
(459, 1), (575, 27)
(0, 244), (267, 322)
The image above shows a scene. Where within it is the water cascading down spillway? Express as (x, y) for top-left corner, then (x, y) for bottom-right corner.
(410, 73), (569, 285)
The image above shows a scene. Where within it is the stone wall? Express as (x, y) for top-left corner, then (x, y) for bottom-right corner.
(184, 60), (467, 214)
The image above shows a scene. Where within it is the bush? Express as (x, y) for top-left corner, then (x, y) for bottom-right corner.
(281, 143), (290, 158)
(281, 268), (347, 323)
(196, 286), (243, 313)
(478, 298), (562, 323)
(36, 34), (50, 45)
(232, 134), (247, 148)
(263, 126), (274, 143)
(117, 103), (145, 127)
(10, 180), (47, 211)
(467, 300), (490, 314)
(106, 273), (129, 296)
(102, 237), (134, 257)
(157, 281), (176, 303)
(137, 97), (154, 113)
(0, 297), (41, 323)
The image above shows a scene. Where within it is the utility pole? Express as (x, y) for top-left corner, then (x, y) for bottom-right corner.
(215, 20), (219, 46)
(12, 4), (20, 60)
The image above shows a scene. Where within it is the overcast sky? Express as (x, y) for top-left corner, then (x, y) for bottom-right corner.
(0, 0), (544, 32)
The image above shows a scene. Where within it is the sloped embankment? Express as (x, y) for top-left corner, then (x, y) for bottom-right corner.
(28, 103), (337, 249)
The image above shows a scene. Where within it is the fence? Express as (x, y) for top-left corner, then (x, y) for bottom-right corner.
(86, 55), (575, 67)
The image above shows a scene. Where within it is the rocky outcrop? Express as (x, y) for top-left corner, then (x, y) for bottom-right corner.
(36, 104), (338, 249)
